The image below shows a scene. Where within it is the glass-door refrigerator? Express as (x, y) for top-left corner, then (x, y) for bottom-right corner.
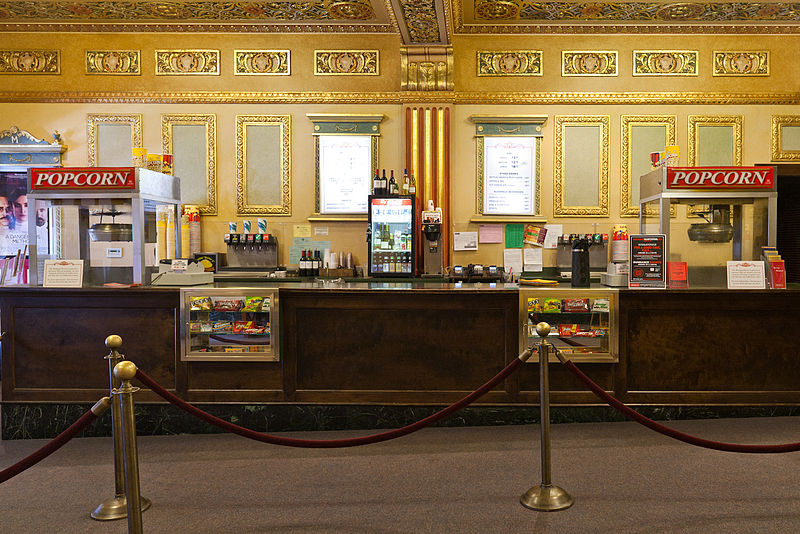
(368, 195), (415, 277)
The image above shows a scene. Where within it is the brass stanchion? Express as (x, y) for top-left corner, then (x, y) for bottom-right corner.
(520, 322), (574, 512)
(92, 335), (151, 521)
(114, 360), (145, 534)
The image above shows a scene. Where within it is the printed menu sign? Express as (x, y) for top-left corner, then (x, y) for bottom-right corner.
(726, 261), (766, 289)
(629, 234), (666, 288)
(483, 136), (535, 215)
(318, 135), (372, 213)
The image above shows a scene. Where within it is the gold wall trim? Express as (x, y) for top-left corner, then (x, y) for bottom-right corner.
(236, 115), (291, 216)
(401, 46), (453, 90)
(234, 50), (290, 76)
(156, 50), (220, 76)
(562, 51), (617, 77)
(688, 115), (743, 166)
(771, 115), (800, 161)
(0, 22), (396, 34)
(477, 51), (542, 76)
(85, 50), (140, 75)
(314, 50), (379, 75)
(712, 51), (769, 76)
(161, 113), (218, 214)
(87, 113), (142, 166)
(0, 50), (60, 74)
(620, 115), (676, 218)
(1, 91), (799, 105)
(633, 50), (698, 76)
(554, 115), (609, 217)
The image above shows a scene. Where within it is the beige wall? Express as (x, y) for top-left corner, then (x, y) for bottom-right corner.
(2, 31), (796, 270)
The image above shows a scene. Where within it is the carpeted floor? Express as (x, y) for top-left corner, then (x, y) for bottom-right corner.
(1, 416), (800, 533)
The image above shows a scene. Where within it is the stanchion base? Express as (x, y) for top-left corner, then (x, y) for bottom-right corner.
(520, 484), (574, 512)
(90, 495), (151, 521)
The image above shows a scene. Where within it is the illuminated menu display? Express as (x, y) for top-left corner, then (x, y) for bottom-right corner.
(319, 135), (372, 213)
(483, 136), (536, 215)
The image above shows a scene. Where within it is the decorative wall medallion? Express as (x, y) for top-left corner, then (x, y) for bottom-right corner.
(474, 0), (522, 19)
(326, 0), (375, 20)
(562, 51), (617, 76)
(477, 51), (542, 76)
(402, 46), (453, 90)
(713, 51), (769, 76)
(234, 50), (290, 75)
(155, 50), (219, 75)
(0, 50), (59, 74)
(633, 51), (698, 75)
(85, 50), (140, 75)
(314, 50), (378, 75)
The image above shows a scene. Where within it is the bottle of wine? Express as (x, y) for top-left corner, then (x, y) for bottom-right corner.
(299, 249), (307, 277)
(380, 169), (387, 195)
(313, 250), (321, 276)
(373, 169), (381, 195)
(409, 173), (416, 195)
(381, 223), (389, 250)
(402, 168), (409, 195)
(389, 170), (398, 195)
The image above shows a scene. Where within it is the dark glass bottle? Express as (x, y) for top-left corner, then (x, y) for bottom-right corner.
(389, 170), (398, 195)
(373, 169), (381, 195)
(299, 249), (307, 277)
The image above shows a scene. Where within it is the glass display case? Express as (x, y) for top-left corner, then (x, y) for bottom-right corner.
(519, 288), (618, 362)
(181, 288), (279, 362)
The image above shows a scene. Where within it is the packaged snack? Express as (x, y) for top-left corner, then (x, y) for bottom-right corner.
(562, 298), (590, 313)
(224, 347), (246, 352)
(542, 298), (561, 313)
(190, 322), (202, 333)
(559, 324), (579, 337)
(591, 298), (610, 312)
(190, 296), (213, 311)
(232, 320), (256, 334)
(213, 298), (243, 311)
(242, 296), (264, 312)
(212, 321), (233, 333)
(200, 323), (213, 333)
(573, 329), (596, 337)
(243, 326), (267, 335)
(527, 297), (542, 312)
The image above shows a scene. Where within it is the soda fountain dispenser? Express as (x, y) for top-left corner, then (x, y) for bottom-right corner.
(422, 208), (443, 276)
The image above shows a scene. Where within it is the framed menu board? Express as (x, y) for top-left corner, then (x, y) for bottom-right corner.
(318, 134), (372, 214)
(483, 136), (536, 215)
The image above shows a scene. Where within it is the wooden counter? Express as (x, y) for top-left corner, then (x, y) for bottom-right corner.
(2, 283), (799, 406)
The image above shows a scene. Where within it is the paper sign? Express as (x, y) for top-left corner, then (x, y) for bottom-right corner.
(293, 224), (312, 238)
(43, 259), (84, 287)
(479, 224), (503, 243)
(524, 224), (547, 246)
(768, 260), (786, 289)
(503, 248), (523, 277)
(543, 224), (562, 249)
(668, 261), (688, 289)
(314, 226), (329, 236)
(523, 247), (543, 272)
(505, 224), (524, 248)
(629, 234), (666, 288)
(727, 261), (766, 289)
(453, 231), (478, 251)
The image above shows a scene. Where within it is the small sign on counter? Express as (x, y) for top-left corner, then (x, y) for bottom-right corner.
(629, 234), (666, 289)
(726, 261), (766, 289)
(43, 259), (84, 287)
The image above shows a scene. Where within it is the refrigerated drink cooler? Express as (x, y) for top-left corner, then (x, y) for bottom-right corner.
(368, 195), (415, 277)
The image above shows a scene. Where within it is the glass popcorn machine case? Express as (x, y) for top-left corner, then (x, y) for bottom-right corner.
(639, 166), (777, 286)
(27, 166), (181, 286)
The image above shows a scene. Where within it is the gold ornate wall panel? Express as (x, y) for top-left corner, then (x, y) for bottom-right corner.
(562, 51), (617, 76)
(712, 51), (769, 76)
(0, 50), (59, 74)
(156, 50), (219, 75)
(236, 115), (292, 215)
(394, 0), (445, 44)
(633, 51), (698, 76)
(401, 46), (453, 90)
(688, 115), (743, 166)
(554, 115), (609, 216)
(85, 50), (140, 75)
(620, 115), (676, 218)
(771, 115), (800, 161)
(234, 50), (290, 75)
(324, 0), (376, 19)
(87, 113), (142, 166)
(314, 50), (379, 75)
(476, 51), (542, 76)
(161, 114), (218, 214)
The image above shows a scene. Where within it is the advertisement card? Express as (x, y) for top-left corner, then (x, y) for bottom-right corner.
(43, 259), (84, 287)
(667, 261), (688, 289)
(726, 261), (766, 289)
(768, 260), (786, 289)
(628, 234), (666, 288)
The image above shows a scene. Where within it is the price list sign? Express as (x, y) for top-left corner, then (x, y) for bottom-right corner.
(319, 135), (372, 214)
(628, 234), (666, 288)
(483, 136), (536, 215)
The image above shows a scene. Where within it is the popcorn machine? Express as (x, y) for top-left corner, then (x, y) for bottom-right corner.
(27, 166), (181, 285)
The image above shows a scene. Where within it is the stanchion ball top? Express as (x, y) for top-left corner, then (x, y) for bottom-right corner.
(535, 322), (551, 337)
(105, 335), (123, 350)
(113, 360), (138, 381)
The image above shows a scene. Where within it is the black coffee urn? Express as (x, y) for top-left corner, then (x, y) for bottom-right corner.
(571, 237), (591, 287)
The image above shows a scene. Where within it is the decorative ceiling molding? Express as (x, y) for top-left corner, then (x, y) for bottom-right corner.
(401, 46), (453, 90)
(1, 90), (799, 105)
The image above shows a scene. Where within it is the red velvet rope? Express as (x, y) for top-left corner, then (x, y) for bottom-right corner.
(135, 357), (523, 448)
(0, 408), (99, 484)
(563, 359), (800, 454)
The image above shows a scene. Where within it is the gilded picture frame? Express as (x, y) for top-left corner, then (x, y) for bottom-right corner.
(236, 115), (291, 216)
(620, 115), (676, 218)
(161, 114), (217, 215)
(554, 115), (609, 216)
(771, 115), (800, 161)
(87, 113), (142, 166)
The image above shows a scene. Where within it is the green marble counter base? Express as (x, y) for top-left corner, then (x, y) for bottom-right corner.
(3, 403), (800, 440)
